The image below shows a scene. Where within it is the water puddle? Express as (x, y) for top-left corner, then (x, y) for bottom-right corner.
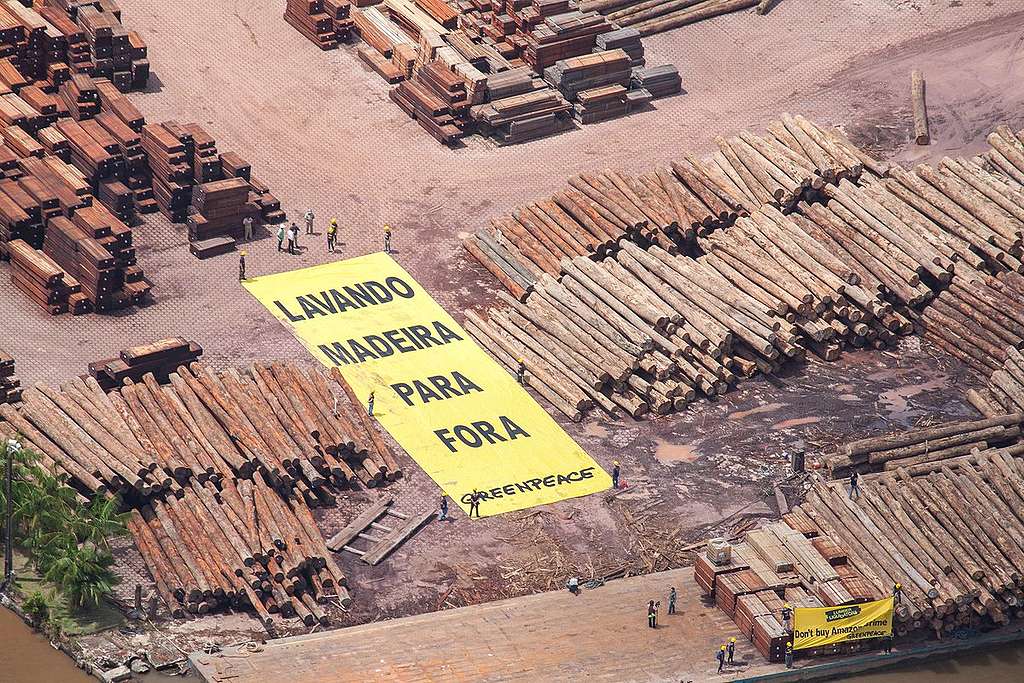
(654, 440), (702, 464)
(727, 402), (786, 420)
(581, 421), (610, 439)
(879, 377), (948, 421)
(770, 416), (822, 430)
(838, 394), (861, 402)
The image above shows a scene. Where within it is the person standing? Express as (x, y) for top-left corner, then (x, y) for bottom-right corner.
(668, 587), (677, 615)
(727, 637), (736, 664)
(612, 461), (620, 489)
(716, 645), (726, 673)
(384, 224), (392, 254)
(238, 251), (246, 281)
(469, 489), (481, 518)
(892, 582), (902, 605)
(438, 495), (448, 522)
(327, 219), (338, 252)
(243, 215), (253, 241)
(516, 358), (525, 384)
(781, 603), (793, 632)
(883, 635), (892, 654)
(276, 224), (285, 251)
(849, 471), (860, 499)
(285, 223), (297, 254)
(647, 600), (657, 629)
(367, 391), (375, 417)
(785, 642), (794, 669)
(304, 209), (315, 235)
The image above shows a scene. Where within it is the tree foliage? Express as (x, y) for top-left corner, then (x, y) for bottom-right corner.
(1, 438), (126, 609)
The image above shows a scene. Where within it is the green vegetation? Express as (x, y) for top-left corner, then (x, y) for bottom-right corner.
(22, 590), (50, 625)
(1, 438), (127, 610)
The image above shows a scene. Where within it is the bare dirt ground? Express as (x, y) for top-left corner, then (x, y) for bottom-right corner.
(3, 0), (1024, 670)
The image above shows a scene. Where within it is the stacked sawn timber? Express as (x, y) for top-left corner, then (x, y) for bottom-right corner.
(6, 237), (77, 313)
(285, 0), (353, 49)
(88, 337), (203, 391)
(695, 519), (879, 663)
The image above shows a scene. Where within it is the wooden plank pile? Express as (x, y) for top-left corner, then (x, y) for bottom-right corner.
(582, 0), (759, 37)
(284, 0), (354, 50)
(187, 177), (260, 242)
(630, 63), (680, 98)
(821, 414), (1024, 479)
(88, 337), (204, 391)
(389, 59), (470, 145)
(6, 237), (75, 314)
(0, 347), (18, 404)
(695, 518), (880, 663)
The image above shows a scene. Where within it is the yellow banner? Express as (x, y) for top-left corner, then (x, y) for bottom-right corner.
(243, 253), (610, 516)
(793, 597), (894, 650)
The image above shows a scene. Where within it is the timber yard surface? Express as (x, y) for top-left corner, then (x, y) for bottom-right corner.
(2, 0), (1024, 681)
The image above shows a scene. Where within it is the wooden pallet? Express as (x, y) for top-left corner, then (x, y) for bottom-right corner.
(326, 495), (433, 565)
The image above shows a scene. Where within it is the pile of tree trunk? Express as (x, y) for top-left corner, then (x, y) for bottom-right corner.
(0, 347), (19, 404)
(127, 473), (351, 628)
(581, 0), (761, 37)
(980, 125), (1024, 193)
(800, 452), (1024, 636)
(0, 362), (400, 504)
(976, 347), (1024, 418)
(822, 414), (1024, 479)
(464, 115), (887, 297)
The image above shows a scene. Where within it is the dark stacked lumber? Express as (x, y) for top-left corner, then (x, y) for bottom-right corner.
(88, 337), (204, 391)
(631, 63), (680, 98)
(188, 177), (259, 242)
(389, 59), (469, 145)
(544, 48), (631, 101)
(6, 237), (73, 314)
(470, 67), (573, 144)
(582, 0), (759, 37)
(523, 10), (612, 72)
(822, 414), (1024, 479)
(285, 0), (353, 49)
(141, 122), (191, 221)
(594, 27), (643, 65)
(0, 347), (18, 404)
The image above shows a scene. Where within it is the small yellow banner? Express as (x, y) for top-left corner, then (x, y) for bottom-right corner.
(243, 253), (610, 516)
(793, 597), (894, 650)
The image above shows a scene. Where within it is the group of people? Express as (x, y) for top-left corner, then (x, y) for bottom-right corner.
(645, 586), (677, 629)
(239, 211), (396, 280)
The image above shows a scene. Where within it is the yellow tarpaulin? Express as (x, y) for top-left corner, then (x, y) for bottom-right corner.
(243, 253), (610, 516)
(793, 597), (894, 650)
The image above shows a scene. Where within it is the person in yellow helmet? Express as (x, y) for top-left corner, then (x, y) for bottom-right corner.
(727, 637), (736, 664)
(383, 224), (392, 254)
(612, 460), (620, 489)
(893, 582), (902, 605)
(238, 250), (247, 281)
(785, 640), (794, 668)
(327, 218), (338, 253)
(717, 644), (726, 672)
(516, 357), (526, 384)
(781, 602), (793, 630)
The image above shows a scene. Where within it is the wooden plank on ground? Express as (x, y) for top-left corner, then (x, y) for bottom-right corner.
(361, 509), (433, 565)
(326, 495), (394, 551)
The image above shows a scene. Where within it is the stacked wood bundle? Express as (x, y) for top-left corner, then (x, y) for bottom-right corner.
(88, 337), (204, 391)
(6, 237), (75, 314)
(141, 122), (191, 221)
(126, 473), (351, 624)
(0, 348), (18, 404)
(582, 0), (759, 37)
(594, 27), (643, 65)
(543, 48), (631, 101)
(0, 361), (402, 506)
(58, 73), (101, 120)
(630, 64), (681, 98)
(469, 84), (573, 144)
(42, 206), (149, 311)
(187, 177), (260, 242)
(389, 59), (470, 145)
(695, 519), (880, 662)
(522, 10), (612, 71)
(821, 414), (1024, 479)
(980, 125), (1024, 189)
(285, 0), (353, 50)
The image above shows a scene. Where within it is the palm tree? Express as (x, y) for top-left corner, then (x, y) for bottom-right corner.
(43, 544), (118, 609)
(76, 495), (128, 552)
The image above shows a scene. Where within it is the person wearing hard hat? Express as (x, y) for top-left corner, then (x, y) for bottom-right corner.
(516, 357), (526, 384)
(727, 637), (736, 664)
(668, 586), (677, 615)
(785, 641), (794, 669)
(893, 582), (902, 605)
(612, 461), (620, 489)
(327, 218), (338, 253)
(238, 250), (247, 281)
(383, 224), (393, 254)
(716, 644), (726, 673)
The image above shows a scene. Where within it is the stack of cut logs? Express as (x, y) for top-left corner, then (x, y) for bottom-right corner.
(6, 237), (77, 314)
(88, 337), (204, 391)
(975, 348), (1024, 418)
(702, 450), (1024, 659)
(0, 357), (402, 625)
(0, 360), (400, 503)
(127, 473), (351, 625)
(822, 414), (1024, 479)
(463, 118), (1024, 419)
(581, 0), (759, 37)
(0, 348), (19, 404)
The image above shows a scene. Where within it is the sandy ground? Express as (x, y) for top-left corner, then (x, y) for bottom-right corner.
(2, 0), (1023, 670)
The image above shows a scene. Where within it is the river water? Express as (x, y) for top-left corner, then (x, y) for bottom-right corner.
(3, 602), (1023, 682)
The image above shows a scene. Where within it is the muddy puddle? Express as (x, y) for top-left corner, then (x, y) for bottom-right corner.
(728, 402), (786, 420)
(654, 440), (702, 464)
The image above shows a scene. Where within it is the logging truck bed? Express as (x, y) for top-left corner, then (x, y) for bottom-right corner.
(3, 0), (1024, 672)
